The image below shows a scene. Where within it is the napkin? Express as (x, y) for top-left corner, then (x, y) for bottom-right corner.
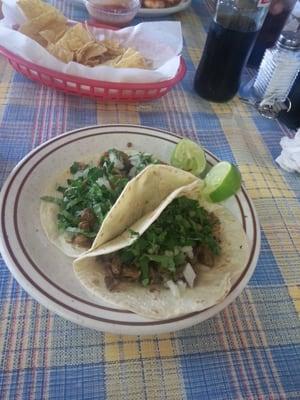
(0, 0), (182, 83)
(276, 129), (300, 173)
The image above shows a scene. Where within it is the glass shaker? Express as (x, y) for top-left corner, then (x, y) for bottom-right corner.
(240, 31), (300, 118)
(194, 0), (271, 103)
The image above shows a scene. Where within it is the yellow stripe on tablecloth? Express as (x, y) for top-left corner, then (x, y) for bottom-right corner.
(0, 58), (13, 121)
(104, 333), (185, 399)
(247, 196), (300, 281)
(104, 358), (185, 400)
(104, 335), (140, 362)
(0, 80), (10, 101)
(240, 165), (294, 199)
(288, 286), (300, 315)
(211, 98), (254, 118)
(104, 333), (176, 361)
(140, 339), (158, 359)
(96, 103), (141, 126)
(215, 113), (271, 162)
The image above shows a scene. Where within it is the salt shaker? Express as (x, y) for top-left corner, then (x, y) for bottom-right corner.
(240, 31), (300, 117)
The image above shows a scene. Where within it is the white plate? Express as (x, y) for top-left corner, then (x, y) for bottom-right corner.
(0, 125), (260, 335)
(137, 0), (191, 17)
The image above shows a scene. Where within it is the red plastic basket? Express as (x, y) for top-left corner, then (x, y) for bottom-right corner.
(0, 45), (186, 102)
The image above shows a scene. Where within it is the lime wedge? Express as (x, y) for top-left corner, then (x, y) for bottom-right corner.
(170, 139), (206, 176)
(204, 161), (242, 202)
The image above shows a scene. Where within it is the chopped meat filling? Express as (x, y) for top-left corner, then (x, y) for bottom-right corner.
(102, 210), (221, 291)
(72, 234), (92, 248)
(101, 256), (141, 291)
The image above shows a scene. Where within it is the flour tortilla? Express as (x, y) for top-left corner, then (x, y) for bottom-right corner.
(74, 180), (249, 320)
(40, 163), (198, 258)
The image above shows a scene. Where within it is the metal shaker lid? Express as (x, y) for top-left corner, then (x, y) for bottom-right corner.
(278, 31), (300, 50)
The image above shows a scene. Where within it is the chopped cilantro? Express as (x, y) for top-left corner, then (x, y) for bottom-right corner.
(41, 149), (159, 241)
(129, 152), (160, 174)
(70, 161), (82, 175)
(118, 197), (220, 285)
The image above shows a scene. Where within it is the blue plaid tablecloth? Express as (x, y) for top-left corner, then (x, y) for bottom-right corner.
(0, 1), (300, 399)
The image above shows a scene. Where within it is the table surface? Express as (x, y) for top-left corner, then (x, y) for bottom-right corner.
(1, 1), (300, 399)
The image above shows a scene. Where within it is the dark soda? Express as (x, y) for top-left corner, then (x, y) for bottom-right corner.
(194, 17), (259, 103)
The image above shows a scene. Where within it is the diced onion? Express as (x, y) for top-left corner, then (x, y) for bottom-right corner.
(183, 263), (196, 288)
(165, 280), (181, 298)
(182, 246), (194, 259)
(128, 167), (137, 178)
(177, 280), (187, 293)
(96, 177), (111, 190)
(109, 151), (124, 170)
(128, 153), (140, 167)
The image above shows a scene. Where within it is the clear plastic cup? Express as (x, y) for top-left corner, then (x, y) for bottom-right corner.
(84, 0), (141, 27)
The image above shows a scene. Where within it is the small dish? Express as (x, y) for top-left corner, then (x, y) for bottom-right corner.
(84, 0), (140, 27)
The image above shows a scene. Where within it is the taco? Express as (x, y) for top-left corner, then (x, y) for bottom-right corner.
(40, 151), (198, 257)
(74, 179), (249, 320)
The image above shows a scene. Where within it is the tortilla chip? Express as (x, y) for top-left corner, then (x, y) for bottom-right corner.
(19, 26), (47, 46)
(75, 41), (107, 65)
(47, 42), (73, 63)
(39, 23), (67, 45)
(56, 23), (91, 53)
(19, 9), (67, 46)
(104, 54), (122, 67)
(101, 39), (125, 57)
(18, 0), (58, 20)
(108, 48), (150, 69)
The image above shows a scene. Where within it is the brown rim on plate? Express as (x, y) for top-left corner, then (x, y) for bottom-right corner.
(0, 125), (257, 326)
(14, 131), (247, 312)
